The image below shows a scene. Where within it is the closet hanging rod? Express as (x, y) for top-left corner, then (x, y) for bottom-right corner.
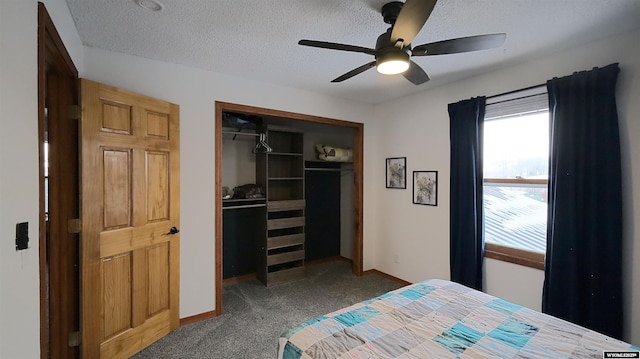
(221, 130), (260, 137)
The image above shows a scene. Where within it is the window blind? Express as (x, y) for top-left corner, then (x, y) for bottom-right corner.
(485, 86), (548, 120)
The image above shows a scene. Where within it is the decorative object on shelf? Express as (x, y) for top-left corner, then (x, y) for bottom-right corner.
(413, 171), (438, 206)
(222, 111), (262, 132)
(222, 186), (232, 199)
(232, 183), (265, 199)
(315, 144), (353, 162)
(386, 157), (406, 189)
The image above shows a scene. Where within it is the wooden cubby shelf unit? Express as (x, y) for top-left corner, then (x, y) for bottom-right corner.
(256, 126), (306, 286)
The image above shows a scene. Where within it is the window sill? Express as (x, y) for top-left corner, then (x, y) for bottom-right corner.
(484, 242), (545, 270)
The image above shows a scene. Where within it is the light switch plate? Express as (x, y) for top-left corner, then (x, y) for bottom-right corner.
(16, 222), (28, 251)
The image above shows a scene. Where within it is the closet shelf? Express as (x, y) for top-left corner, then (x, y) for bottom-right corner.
(223, 198), (266, 203)
(222, 203), (266, 210)
(222, 198), (266, 208)
(267, 217), (305, 230)
(268, 152), (303, 156)
(267, 200), (305, 212)
(267, 250), (305, 266)
(304, 167), (340, 172)
(267, 233), (305, 250)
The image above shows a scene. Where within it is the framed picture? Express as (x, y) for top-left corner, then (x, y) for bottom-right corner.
(413, 171), (438, 206)
(386, 157), (406, 189)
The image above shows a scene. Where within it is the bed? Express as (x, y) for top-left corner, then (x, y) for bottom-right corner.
(278, 278), (639, 358)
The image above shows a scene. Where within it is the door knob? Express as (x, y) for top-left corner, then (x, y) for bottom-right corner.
(167, 226), (180, 235)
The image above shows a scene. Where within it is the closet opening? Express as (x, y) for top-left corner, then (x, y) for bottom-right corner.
(214, 102), (363, 315)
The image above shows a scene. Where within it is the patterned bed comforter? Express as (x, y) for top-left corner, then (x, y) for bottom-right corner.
(278, 279), (639, 358)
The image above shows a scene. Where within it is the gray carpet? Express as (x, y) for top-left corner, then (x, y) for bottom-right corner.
(132, 261), (404, 359)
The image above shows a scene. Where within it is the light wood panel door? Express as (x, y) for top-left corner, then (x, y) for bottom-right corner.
(80, 79), (180, 359)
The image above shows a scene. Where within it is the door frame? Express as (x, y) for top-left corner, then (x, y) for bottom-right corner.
(213, 101), (364, 315)
(38, 3), (80, 358)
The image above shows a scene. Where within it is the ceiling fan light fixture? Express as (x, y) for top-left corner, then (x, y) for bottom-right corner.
(376, 50), (410, 75)
(298, 1), (505, 85)
(377, 59), (410, 75)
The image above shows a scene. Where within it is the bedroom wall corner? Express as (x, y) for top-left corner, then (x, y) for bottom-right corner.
(40, 0), (84, 74)
(369, 90), (453, 283)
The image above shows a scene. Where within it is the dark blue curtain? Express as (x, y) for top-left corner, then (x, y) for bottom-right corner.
(449, 97), (486, 291)
(542, 63), (623, 339)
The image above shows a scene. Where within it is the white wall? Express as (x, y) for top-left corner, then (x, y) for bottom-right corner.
(221, 134), (257, 191)
(81, 46), (374, 320)
(370, 28), (640, 345)
(0, 1), (82, 358)
(0, 3), (39, 357)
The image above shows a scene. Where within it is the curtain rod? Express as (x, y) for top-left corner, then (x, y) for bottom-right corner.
(486, 92), (547, 107)
(486, 83), (546, 100)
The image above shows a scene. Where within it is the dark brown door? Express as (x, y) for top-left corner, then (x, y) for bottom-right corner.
(38, 3), (80, 358)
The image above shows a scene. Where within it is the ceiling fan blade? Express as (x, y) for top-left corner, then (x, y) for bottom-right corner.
(412, 33), (506, 56)
(402, 61), (430, 85)
(299, 40), (376, 55)
(331, 61), (377, 82)
(390, 0), (437, 46)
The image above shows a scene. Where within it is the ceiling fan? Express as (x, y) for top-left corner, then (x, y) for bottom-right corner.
(298, 0), (506, 85)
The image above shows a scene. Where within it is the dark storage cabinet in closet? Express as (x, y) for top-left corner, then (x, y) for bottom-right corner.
(222, 199), (266, 279)
(305, 161), (341, 261)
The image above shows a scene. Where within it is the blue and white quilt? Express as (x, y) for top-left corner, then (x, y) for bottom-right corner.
(278, 279), (639, 358)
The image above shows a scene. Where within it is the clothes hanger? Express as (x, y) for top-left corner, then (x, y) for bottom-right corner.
(252, 132), (273, 153)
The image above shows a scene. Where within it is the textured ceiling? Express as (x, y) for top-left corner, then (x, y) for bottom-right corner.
(65, 0), (640, 104)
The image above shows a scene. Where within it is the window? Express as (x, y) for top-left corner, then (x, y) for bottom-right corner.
(483, 88), (549, 269)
